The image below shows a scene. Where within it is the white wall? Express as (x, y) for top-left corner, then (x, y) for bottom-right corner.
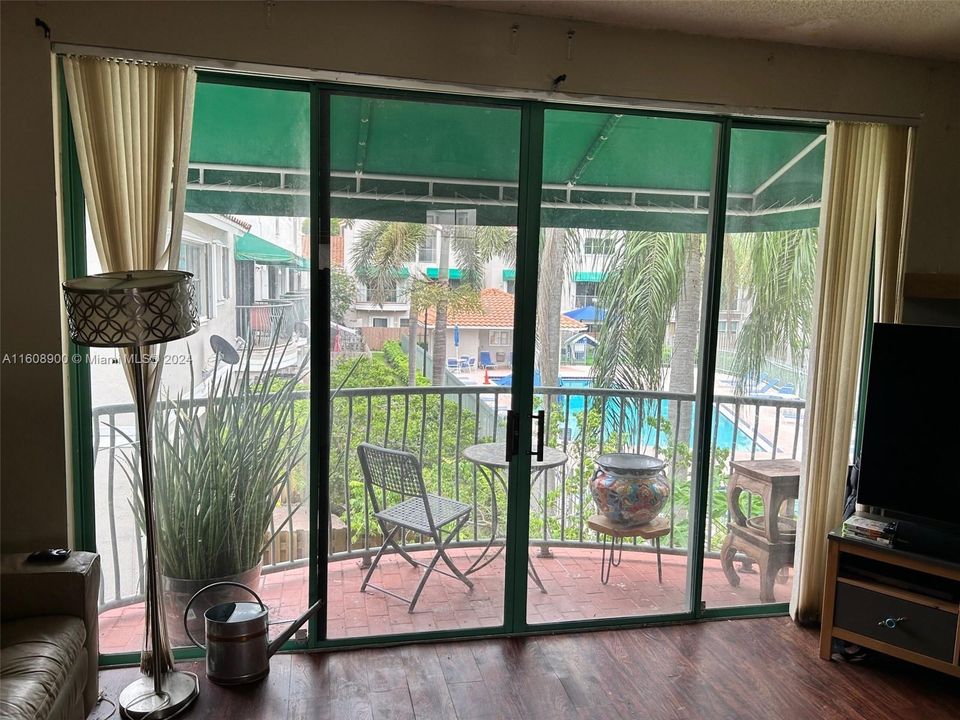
(1, 0), (958, 550)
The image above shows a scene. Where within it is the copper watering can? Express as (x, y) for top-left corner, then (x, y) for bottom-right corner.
(184, 581), (321, 685)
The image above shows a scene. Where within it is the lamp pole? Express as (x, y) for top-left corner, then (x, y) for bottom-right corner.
(131, 346), (163, 695)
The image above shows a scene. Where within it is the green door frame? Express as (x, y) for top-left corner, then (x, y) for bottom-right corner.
(62, 64), (829, 664)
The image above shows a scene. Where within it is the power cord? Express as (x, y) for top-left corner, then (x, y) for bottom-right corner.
(93, 689), (117, 720)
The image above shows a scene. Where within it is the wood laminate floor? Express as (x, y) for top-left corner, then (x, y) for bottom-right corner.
(90, 618), (959, 720)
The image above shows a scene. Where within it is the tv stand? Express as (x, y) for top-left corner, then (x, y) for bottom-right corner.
(819, 526), (960, 677)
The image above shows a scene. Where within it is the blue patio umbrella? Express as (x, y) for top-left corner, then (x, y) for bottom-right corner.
(453, 324), (460, 354)
(563, 305), (607, 323)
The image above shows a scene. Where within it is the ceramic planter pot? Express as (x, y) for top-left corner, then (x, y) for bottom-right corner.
(589, 453), (670, 526)
(161, 563), (263, 648)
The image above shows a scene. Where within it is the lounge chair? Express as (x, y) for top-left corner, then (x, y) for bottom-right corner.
(479, 351), (496, 368)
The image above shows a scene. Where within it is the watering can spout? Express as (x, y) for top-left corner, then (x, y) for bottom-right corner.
(267, 599), (323, 657)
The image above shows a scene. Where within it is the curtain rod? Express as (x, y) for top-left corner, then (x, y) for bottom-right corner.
(52, 42), (923, 127)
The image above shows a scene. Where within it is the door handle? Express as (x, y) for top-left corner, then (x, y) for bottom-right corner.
(504, 409), (545, 462)
(531, 410), (545, 462)
(505, 410), (519, 461)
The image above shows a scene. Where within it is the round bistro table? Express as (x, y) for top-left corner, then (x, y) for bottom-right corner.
(461, 442), (568, 593)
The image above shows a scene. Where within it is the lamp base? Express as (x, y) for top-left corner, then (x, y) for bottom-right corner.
(118, 670), (199, 720)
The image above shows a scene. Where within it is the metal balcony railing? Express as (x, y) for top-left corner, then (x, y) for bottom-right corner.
(91, 385), (805, 611)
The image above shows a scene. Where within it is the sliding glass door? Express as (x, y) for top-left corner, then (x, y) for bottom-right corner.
(70, 68), (828, 660)
(85, 79), (315, 655)
(324, 94), (524, 639)
(701, 124), (826, 609)
(525, 108), (720, 624)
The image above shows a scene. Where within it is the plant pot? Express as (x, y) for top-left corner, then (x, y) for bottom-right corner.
(161, 563), (263, 648)
(589, 453), (670, 526)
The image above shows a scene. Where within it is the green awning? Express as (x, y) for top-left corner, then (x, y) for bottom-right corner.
(235, 232), (307, 268)
(502, 269), (516, 281)
(187, 84), (825, 233)
(574, 271), (604, 283)
(426, 267), (462, 280)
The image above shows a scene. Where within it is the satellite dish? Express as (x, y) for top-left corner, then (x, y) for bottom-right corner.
(210, 335), (240, 365)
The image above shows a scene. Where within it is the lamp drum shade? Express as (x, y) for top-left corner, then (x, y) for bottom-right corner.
(63, 270), (199, 347)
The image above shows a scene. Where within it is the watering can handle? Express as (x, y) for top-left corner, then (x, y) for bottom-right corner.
(183, 581), (267, 650)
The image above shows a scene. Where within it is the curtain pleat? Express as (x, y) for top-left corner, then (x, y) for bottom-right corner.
(875, 127), (913, 323)
(790, 122), (912, 624)
(63, 54), (196, 675)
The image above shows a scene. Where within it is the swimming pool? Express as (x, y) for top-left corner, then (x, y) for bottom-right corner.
(551, 377), (767, 455)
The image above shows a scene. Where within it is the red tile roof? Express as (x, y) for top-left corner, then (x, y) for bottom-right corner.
(425, 288), (585, 330)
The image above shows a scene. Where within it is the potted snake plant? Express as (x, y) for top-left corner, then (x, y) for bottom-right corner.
(124, 332), (309, 646)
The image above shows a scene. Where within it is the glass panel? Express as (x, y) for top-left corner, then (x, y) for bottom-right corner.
(92, 83), (311, 654)
(326, 95), (521, 638)
(527, 109), (718, 624)
(704, 126), (825, 608)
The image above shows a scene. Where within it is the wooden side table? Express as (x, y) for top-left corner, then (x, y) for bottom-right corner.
(720, 459), (801, 603)
(587, 514), (670, 585)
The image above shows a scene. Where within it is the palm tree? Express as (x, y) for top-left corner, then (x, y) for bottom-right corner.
(535, 228), (583, 387)
(351, 221), (426, 386)
(591, 227), (817, 446)
(352, 220), (516, 386)
(592, 232), (688, 393)
(730, 228), (817, 394)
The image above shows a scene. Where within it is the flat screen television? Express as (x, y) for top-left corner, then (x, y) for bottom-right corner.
(856, 322), (960, 532)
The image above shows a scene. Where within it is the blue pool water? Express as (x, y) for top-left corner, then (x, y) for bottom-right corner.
(552, 377), (764, 455)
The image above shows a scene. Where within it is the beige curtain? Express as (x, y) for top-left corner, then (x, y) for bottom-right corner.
(874, 127), (914, 323)
(791, 122), (913, 624)
(63, 55), (196, 673)
(64, 56), (196, 407)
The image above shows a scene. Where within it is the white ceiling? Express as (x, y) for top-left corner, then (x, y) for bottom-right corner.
(427, 0), (960, 62)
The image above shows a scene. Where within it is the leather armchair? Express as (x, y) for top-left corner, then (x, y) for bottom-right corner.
(1, 552), (100, 720)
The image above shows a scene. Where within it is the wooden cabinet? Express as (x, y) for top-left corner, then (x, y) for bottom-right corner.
(820, 530), (960, 677)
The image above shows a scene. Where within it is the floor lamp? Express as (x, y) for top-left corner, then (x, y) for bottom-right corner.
(63, 270), (200, 719)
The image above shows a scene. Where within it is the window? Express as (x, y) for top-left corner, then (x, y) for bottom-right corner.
(718, 320), (727, 332)
(180, 241), (211, 319)
(583, 236), (615, 255)
(417, 236), (437, 262)
(399, 318), (410, 327)
(362, 281), (404, 303)
(505, 279), (516, 294)
(489, 330), (510, 346)
(218, 245), (231, 301)
(730, 320), (739, 333)
(574, 281), (599, 308)
(372, 318), (388, 328)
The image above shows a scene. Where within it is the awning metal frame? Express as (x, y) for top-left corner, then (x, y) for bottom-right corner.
(188, 131), (823, 220)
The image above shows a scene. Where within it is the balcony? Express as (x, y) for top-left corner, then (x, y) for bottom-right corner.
(93, 380), (804, 651)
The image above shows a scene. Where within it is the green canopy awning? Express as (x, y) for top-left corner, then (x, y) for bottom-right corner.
(573, 271), (604, 283)
(187, 84), (824, 233)
(426, 267), (463, 280)
(502, 269), (516, 281)
(235, 232), (307, 268)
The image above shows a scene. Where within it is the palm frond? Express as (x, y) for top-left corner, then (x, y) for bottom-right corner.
(352, 221), (426, 304)
(592, 231), (688, 392)
(731, 228), (817, 394)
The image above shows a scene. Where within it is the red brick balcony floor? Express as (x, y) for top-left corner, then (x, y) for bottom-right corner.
(98, 547), (790, 653)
